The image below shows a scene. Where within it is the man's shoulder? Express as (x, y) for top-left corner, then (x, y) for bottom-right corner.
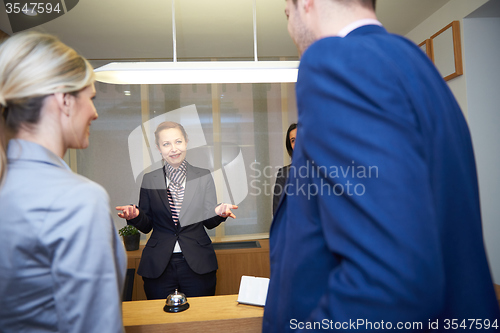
(300, 29), (426, 85)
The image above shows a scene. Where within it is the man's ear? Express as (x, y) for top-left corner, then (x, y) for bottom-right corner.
(303, 0), (314, 12)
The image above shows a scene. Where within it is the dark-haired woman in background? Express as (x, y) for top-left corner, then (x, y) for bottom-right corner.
(272, 123), (297, 215)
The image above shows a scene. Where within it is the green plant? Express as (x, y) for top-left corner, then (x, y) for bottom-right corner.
(118, 225), (139, 237)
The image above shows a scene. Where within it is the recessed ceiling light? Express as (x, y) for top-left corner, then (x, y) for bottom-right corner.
(95, 61), (299, 85)
(94, 0), (299, 85)
(124, 91), (131, 96)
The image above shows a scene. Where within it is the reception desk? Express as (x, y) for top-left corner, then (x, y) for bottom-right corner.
(126, 239), (270, 300)
(123, 294), (263, 333)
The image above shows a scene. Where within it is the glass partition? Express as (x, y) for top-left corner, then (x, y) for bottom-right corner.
(72, 80), (297, 242)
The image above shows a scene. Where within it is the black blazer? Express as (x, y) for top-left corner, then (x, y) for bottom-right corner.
(272, 165), (290, 216)
(128, 162), (226, 278)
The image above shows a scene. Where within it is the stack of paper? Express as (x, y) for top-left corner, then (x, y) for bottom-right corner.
(237, 275), (270, 307)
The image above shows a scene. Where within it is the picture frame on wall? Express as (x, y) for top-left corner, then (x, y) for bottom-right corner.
(430, 21), (463, 81)
(418, 39), (434, 63)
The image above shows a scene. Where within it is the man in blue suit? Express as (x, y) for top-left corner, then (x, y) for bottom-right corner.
(263, 0), (500, 331)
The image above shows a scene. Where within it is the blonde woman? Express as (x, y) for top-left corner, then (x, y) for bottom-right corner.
(0, 32), (126, 332)
(116, 121), (237, 299)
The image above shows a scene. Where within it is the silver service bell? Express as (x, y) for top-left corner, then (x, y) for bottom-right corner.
(163, 289), (190, 313)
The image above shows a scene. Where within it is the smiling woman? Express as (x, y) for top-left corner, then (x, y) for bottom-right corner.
(155, 121), (188, 168)
(116, 120), (238, 300)
(66, 84), (98, 149)
(0, 31), (126, 332)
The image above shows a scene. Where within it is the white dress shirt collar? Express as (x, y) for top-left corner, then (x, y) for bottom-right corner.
(337, 19), (383, 38)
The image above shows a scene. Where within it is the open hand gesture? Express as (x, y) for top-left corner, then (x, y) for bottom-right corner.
(116, 205), (139, 220)
(215, 203), (238, 219)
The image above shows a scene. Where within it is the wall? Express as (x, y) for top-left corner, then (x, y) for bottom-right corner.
(405, 0), (490, 118)
(463, 15), (500, 284)
(406, 0), (500, 285)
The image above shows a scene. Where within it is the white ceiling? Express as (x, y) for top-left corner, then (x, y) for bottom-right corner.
(0, 0), (452, 62)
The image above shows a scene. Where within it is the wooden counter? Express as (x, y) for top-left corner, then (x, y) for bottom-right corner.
(123, 294), (263, 333)
(126, 239), (270, 300)
(214, 239), (270, 295)
(125, 246), (147, 301)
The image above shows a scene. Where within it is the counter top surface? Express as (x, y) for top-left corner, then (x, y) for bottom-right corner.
(123, 294), (264, 327)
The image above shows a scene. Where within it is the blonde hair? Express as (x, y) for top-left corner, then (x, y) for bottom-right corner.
(154, 121), (189, 146)
(0, 31), (95, 185)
